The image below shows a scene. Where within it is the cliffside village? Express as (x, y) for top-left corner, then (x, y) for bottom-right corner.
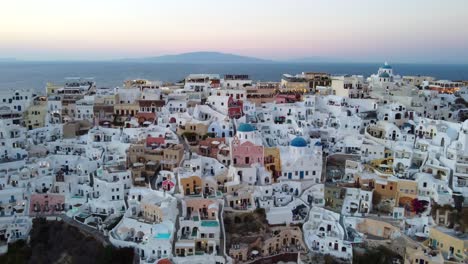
(0, 63), (467, 264)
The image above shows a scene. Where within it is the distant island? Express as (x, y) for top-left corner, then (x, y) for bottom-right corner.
(121, 51), (273, 64)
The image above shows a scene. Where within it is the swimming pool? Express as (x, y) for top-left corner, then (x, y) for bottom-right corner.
(154, 233), (171, 239)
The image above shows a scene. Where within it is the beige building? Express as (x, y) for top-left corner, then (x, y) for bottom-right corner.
(245, 82), (278, 106)
(402, 76), (435, 86)
(128, 142), (184, 172)
(141, 202), (164, 223)
(280, 74), (308, 93)
(229, 226), (306, 262)
(355, 218), (400, 239)
(114, 103), (139, 118)
(331, 75), (366, 98)
(303, 72), (332, 93)
(94, 94), (115, 124)
(404, 245), (444, 264)
(62, 120), (92, 138)
(177, 122), (209, 143)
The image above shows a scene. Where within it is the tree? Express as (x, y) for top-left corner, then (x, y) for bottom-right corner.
(411, 199), (428, 214)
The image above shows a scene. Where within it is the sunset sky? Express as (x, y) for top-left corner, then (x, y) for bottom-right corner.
(1, 0), (468, 63)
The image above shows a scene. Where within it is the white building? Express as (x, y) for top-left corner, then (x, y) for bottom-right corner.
(279, 137), (322, 183)
(303, 207), (353, 259)
(0, 89), (34, 113)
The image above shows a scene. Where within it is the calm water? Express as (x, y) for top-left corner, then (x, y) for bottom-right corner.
(0, 62), (467, 92)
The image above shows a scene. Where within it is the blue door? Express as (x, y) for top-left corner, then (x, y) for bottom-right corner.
(300, 171), (304, 179)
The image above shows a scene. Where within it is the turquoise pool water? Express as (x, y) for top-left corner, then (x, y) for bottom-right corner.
(77, 213), (90, 218)
(201, 220), (219, 227)
(155, 233), (171, 239)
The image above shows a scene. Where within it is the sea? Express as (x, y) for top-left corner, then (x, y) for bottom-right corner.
(0, 61), (467, 93)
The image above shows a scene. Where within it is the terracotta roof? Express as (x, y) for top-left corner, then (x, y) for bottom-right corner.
(146, 136), (165, 146)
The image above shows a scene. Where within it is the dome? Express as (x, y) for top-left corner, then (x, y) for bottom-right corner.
(238, 123), (255, 132)
(291, 137), (307, 147)
(382, 62), (392, 69)
(379, 72), (390, 78)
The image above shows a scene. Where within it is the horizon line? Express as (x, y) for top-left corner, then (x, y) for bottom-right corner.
(1, 58), (468, 65)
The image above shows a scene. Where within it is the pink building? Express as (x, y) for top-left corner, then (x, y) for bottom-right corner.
(29, 193), (65, 215)
(276, 94), (300, 104)
(185, 198), (218, 220)
(232, 141), (264, 167)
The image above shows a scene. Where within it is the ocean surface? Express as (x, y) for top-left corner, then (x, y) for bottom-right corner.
(0, 61), (467, 93)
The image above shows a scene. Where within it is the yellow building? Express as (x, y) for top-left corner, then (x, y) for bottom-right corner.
(24, 99), (47, 130)
(428, 226), (468, 261)
(180, 175), (202, 196)
(264, 147), (281, 182)
(396, 179), (418, 206)
(46, 82), (62, 95)
(373, 178), (399, 203)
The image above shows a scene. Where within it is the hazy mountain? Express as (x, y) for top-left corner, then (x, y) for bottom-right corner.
(122, 51), (272, 63)
(286, 56), (352, 63)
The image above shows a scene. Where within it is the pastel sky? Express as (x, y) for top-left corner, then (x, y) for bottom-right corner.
(1, 0), (468, 62)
